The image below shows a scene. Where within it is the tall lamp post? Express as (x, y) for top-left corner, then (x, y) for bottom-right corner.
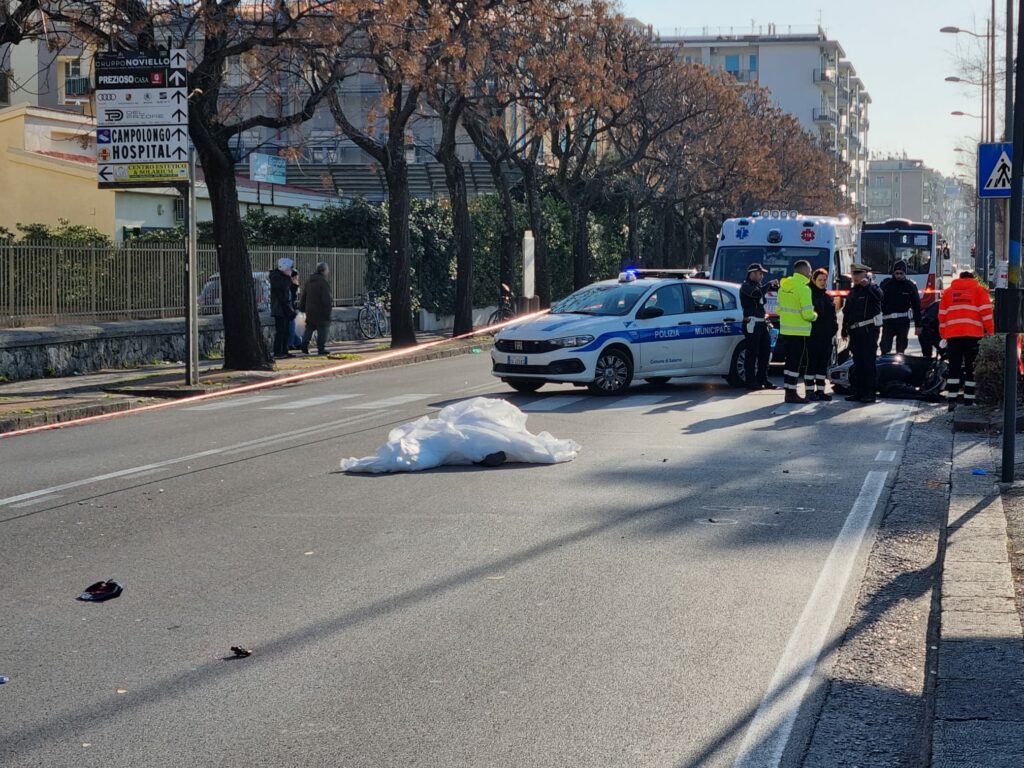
(952, 109), (990, 275)
(943, 17), (999, 283)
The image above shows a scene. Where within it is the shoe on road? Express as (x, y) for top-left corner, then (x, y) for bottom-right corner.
(856, 395), (877, 404)
(784, 392), (808, 404)
(760, 381), (779, 390)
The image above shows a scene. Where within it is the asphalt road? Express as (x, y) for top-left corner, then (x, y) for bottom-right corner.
(0, 355), (915, 767)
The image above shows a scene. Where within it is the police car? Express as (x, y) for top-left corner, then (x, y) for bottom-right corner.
(491, 270), (747, 394)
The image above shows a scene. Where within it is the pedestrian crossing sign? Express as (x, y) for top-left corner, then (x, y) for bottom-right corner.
(978, 142), (1013, 198)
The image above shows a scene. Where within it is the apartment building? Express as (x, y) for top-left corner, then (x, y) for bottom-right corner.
(865, 158), (947, 223)
(655, 24), (871, 217)
(0, 34), (95, 115)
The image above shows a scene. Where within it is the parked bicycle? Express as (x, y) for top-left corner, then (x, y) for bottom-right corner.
(487, 283), (516, 326)
(357, 292), (390, 339)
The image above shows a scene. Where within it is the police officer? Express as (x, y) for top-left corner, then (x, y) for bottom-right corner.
(841, 264), (883, 404)
(739, 263), (779, 390)
(878, 259), (922, 354)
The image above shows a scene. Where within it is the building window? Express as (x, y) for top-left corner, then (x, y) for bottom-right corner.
(683, 55), (694, 64)
(749, 55), (758, 72)
(724, 54), (740, 73)
(61, 58), (91, 101)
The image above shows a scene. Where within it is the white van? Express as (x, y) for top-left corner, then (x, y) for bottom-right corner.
(709, 210), (856, 362)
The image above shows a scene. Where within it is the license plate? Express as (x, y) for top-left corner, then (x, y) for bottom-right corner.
(508, 355), (527, 365)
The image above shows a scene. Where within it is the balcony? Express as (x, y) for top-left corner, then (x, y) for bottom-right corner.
(726, 69), (759, 83)
(813, 107), (837, 125)
(64, 76), (93, 97)
(813, 68), (835, 86)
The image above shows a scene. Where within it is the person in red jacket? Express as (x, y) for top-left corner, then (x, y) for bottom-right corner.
(939, 270), (994, 410)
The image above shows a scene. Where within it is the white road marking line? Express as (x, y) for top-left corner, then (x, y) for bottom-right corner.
(183, 395), (282, 411)
(875, 450), (897, 462)
(0, 449), (224, 507)
(262, 394), (360, 410)
(10, 495), (63, 509)
(520, 396), (589, 412)
(346, 394), (437, 410)
(596, 395), (672, 410)
(0, 411), (390, 509)
(732, 470), (890, 768)
(885, 404), (916, 441)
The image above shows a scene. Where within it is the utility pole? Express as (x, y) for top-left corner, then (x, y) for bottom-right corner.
(999, 0), (1024, 483)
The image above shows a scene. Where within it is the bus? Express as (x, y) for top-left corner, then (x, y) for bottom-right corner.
(857, 219), (945, 307)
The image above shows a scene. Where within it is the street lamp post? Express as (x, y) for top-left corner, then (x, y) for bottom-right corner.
(943, 16), (1001, 284)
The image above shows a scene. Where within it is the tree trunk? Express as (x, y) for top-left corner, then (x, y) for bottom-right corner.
(664, 207), (678, 268)
(678, 206), (692, 268)
(569, 197), (591, 290)
(194, 138), (272, 370)
(521, 163), (551, 306)
(627, 195), (640, 268)
(383, 151), (416, 347)
(437, 142), (474, 336)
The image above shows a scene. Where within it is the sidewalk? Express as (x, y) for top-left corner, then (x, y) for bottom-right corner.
(932, 432), (1024, 766)
(0, 331), (491, 433)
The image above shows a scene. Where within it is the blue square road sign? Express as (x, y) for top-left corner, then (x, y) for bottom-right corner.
(979, 142), (1013, 198)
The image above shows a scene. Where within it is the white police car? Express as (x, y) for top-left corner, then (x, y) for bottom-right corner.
(492, 270), (748, 394)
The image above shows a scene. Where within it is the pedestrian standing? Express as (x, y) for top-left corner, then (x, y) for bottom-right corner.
(777, 259), (818, 403)
(739, 263), (779, 390)
(918, 302), (941, 360)
(878, 260), (922, 354)
(806, 268), (838, 401)
(939, 270), (994, 410)
(288, 269), (303, 350)
(269, 257), (297, 359)
(841, 264), (883, 404)
(300, 262), (334, 355)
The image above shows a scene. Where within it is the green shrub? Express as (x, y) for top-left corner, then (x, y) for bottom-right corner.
(972, 334), (1024, 407)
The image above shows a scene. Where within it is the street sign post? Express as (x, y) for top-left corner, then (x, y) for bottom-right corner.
(95, 49), (189, 189)
(95, 48), (197, 384)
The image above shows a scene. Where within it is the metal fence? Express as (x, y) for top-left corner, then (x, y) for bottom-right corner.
(0, 242), (367, 327)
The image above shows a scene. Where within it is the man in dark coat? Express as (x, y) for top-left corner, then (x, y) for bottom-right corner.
(269, 257), (297, 358)
(878, 259), (922, 354)
(299, 262), (334, 355)
(842, 264), (884, 404)
(739, 263), (780, 389)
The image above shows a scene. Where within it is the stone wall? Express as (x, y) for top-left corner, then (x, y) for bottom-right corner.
(0, 308), (361, 382)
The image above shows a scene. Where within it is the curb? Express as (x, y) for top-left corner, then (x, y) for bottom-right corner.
(953, 406), (1024, 433)
(0, 399), (140, 434)
(0, 341), (492, 433)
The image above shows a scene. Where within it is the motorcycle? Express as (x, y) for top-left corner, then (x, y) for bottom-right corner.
(829, 352), (948, 402)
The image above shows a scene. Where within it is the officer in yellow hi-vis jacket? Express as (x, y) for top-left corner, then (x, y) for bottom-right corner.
(777, 259), (818, 403)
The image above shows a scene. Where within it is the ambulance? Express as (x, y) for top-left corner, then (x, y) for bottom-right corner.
(709, 210), (856, 364)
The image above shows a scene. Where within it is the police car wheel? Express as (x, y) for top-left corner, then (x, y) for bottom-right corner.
(725, 339), (748, 388)
(588, 348), (633, 395)
(505, 379), (544, 393)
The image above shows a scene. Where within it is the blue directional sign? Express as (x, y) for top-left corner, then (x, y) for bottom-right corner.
(978, 142), (1013, 198)
(249, 153), (287, 185)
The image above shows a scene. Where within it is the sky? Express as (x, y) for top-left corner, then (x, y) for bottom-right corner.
(619, 0), (1000, 180)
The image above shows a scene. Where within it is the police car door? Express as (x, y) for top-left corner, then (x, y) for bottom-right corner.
(683, 284), (740, 369)
(633, 284), (692, 374)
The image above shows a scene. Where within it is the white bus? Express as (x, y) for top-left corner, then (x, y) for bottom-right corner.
(858, 219), (944, 307)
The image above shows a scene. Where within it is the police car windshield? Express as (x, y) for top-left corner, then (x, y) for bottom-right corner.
(713, 246), (830, 284)
(550, 282), (650, 316)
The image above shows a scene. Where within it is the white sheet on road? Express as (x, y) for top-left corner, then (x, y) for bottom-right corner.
(340, 397), (580, 473)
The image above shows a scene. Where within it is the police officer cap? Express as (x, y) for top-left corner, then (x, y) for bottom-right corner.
(850, 263), (871, 273)
(746, 263), (768, 274)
